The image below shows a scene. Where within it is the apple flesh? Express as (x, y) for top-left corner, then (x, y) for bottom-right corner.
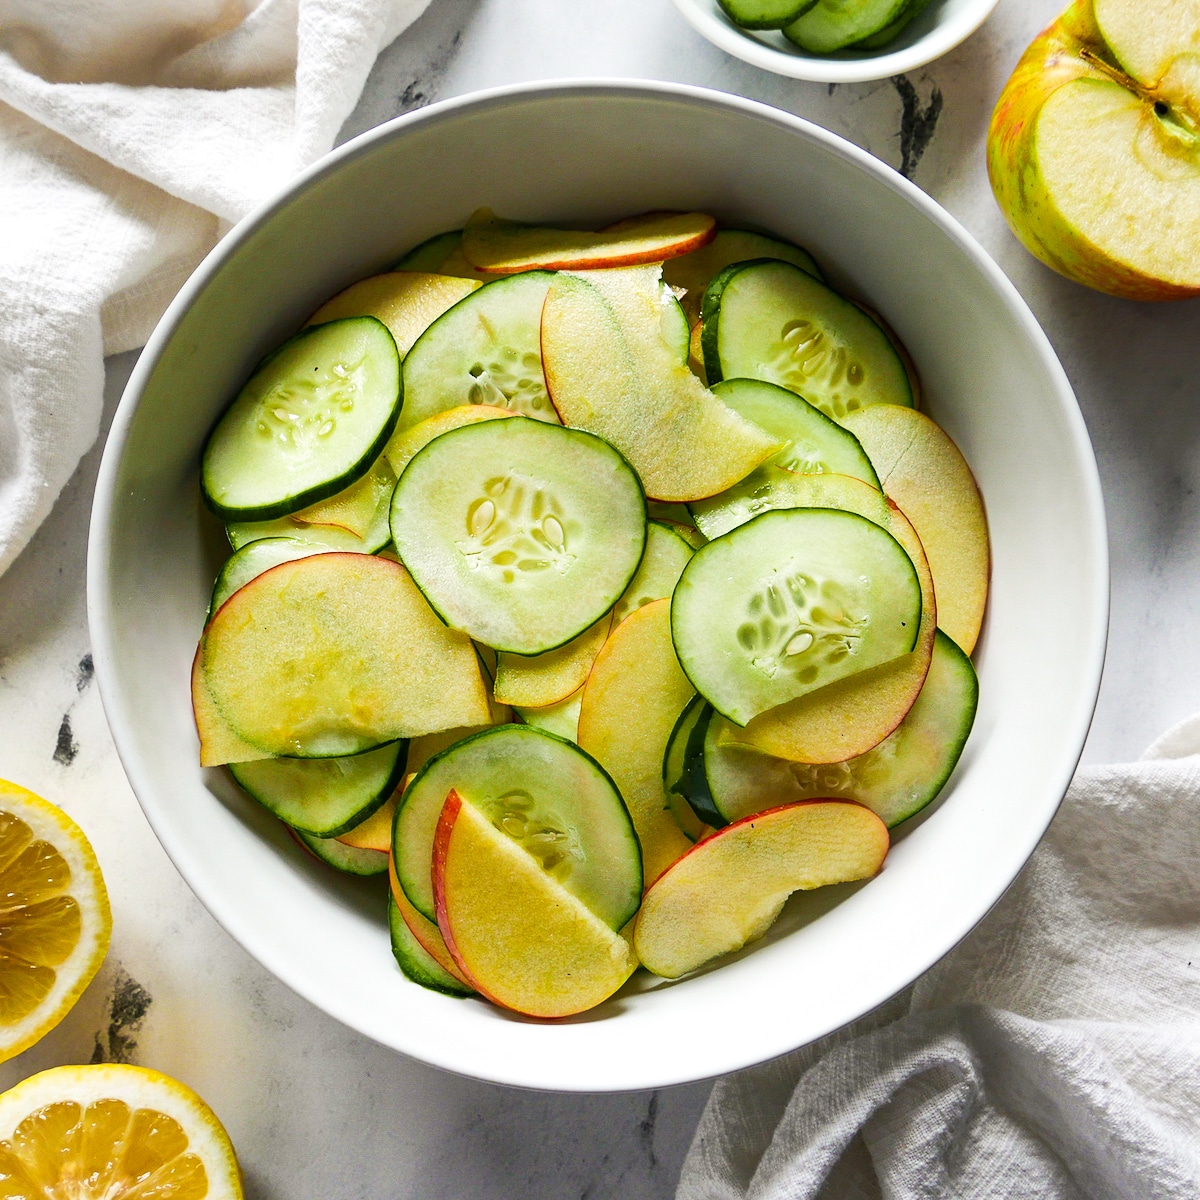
(843, 405), (989, 655)
(577, 598), (697, 883)
(493, 613), (612, 708)
(989, 0), (1200, 300)
(433, 790), (636, 1017)
(541, 266), (782, 501)
(462, 208), (716, 274)
(634, 800), (889, 979)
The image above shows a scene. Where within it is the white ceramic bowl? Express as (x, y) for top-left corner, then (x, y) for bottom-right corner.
(672, 0), (1001, 83)
(88, 80), (1107, 1093)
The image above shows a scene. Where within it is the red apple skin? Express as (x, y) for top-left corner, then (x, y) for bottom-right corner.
(988, 0), (1200, 301)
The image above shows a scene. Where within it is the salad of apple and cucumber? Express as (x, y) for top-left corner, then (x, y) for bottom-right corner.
(191, 207), (989, 1018)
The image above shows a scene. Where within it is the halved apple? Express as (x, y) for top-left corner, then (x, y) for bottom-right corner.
(388, 852), (473, 989)
(728, 475), (937, 763)
(541, 266), (782, 501)
(462, 208), (716, 274)
(494, 614), (612, 708)
(433, 790), (636, 1017)
(577, 598), (695, 881)
(634, 800), (889, 978)
(843, 405), (988, 654)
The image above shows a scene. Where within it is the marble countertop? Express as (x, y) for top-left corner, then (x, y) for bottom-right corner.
(3, 0), (1200, 1195)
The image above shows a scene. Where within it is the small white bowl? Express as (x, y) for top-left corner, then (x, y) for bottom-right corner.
(89, 80), (1106, 1092)
(672, 0), (1002, 83)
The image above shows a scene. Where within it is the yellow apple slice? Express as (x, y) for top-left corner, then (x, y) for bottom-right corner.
(541, 266), (782, 501)
(191, 653), (272, 767)
(728, 474), (937, 763)
(462, 208), (716, 274)
(578, 598), (695, 882)
(388, 852), (473, 990)
(196, 554), (491, 762)
(634, 800), (889, 978)
(307, 271), (480, 357)
(291, 455), (396, 537)
(612, 521), (694, 626)
(493, 613), (612, 708)
(433, 790), (635, 1017)
(337, 789), (400, 852)
(382, 403), (513, 476)
(843, 405), (989, 654)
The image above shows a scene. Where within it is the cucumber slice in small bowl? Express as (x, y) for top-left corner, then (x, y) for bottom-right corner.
(387, 894), (473, 995)
(783, 0), (910, 53)
(399, 271), (558, 433)
(718, 0), (817, 29)
(671, 506), (922, 726)
(229, 739), (407, 837)
(704, 630), (978, 827)
(702, 259), (912, 421)
(393, 724), (643, 931)
(689, 378), (880, 539)
(202, 316), (402, 522)
(292, 827), (389, 876)
(390, 416), (646, 655)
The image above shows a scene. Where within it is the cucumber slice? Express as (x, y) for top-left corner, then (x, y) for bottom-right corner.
(399, 272), (557, 432)
(855, 0), (929, 46)
(387, 894), (473, 995)
(660, 283), (690, 364)
(293, 827), (389, 876)
(516, 687), (584, 742)
(393, 230), (489, 282)
(705, 630), (977, 827)
(390, 417), (646, 654)
(702, 260), (912, 421)
(662, 697), (724, 830)
(225, 467), (393, 553)
(202, 317), (402, 522)
(209, 537), (332, 616)
(671, 507), (922, 725)
(689, 379), (881, 539)
(783, 0), (909, 52)
(719, 0), (817, 29)
(663, 230), (821, 324)
(393, 724), (642, 929)
(612, 521), (694, 626)
(229, 740), (406, 837)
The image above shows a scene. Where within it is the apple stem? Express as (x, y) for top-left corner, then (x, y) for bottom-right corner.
(1078, 47), (1157, 105)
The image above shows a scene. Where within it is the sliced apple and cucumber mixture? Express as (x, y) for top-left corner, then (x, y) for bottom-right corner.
(191, 206), (989, 1017)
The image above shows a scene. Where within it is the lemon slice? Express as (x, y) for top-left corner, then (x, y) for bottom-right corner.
(0, 781), (112, 1063)
(0, 1063), (243, 1198)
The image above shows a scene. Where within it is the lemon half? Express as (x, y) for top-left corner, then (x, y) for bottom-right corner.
(0, 1063), (243, 1198)
(0, 781), (111, 1063)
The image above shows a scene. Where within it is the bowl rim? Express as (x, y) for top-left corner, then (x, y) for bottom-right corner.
(87, 77), (1108, 1091)
(670, 0), (1003, 83)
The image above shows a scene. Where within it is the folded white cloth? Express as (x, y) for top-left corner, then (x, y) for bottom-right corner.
(0, 0), (430, 575)
(677, 715), (1200, 1200)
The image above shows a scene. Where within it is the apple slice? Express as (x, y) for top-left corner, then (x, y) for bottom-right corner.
(843, 405), (989, 655)
(433, 790), (636, 1017)
(541, 266), (782, 501)
(337, 788), (400, 852)
(307, 271), (480, 357)
(382, 403), (514, 476)
(493, 614), (612, 708)
(634, 800), (889, 978)
(191, 653), (272, 766)
(291, 456), (396, 538)
(388, 852), (473, 990)
(462, 208), (716, 274)
(577, 598), (695, 882)
(728, 474), (937, 763)
(988, 1), (1200, 299)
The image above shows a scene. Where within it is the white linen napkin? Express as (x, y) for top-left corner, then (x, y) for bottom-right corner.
(0, 0), (430, 576)
(677, 715), (1200, 1200)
